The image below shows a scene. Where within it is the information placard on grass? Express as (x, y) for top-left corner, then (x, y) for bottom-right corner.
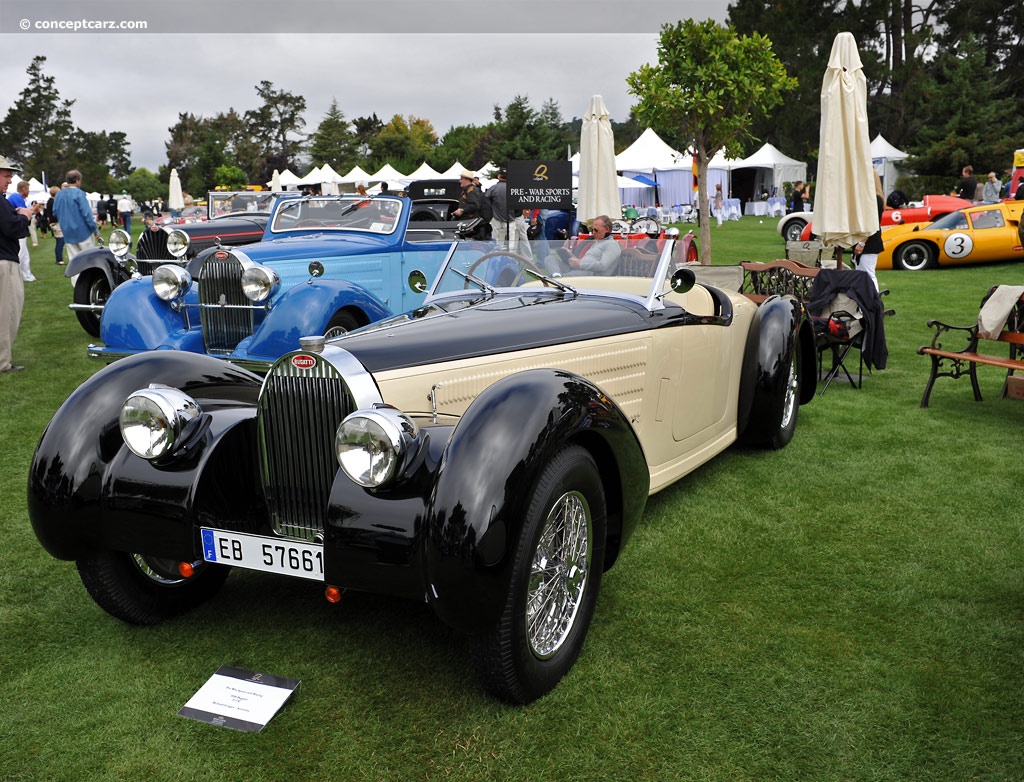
(178, 665), (300, 732)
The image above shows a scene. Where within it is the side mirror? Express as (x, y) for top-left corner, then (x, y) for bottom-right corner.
(670, 267), (696, 294)
(408, 269), (428, 294)
(308, 260), (324, 278)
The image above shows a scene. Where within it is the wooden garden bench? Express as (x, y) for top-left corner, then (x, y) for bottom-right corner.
(918, 287), (1024, 407)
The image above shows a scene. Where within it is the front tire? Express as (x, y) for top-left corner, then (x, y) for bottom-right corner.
(325, 309), (360, 339)
(894, 240), (936, 271)
(766, 348), (800, 450)
(469, 446), (607, 704)
(76, 550), (229, 625)
(73, 271), (111, 338)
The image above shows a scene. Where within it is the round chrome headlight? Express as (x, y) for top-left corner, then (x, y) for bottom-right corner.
(241, 265), (280, 302)
(120, 385), (201, 460)
(166, 229), (190, 258)
(152, 264), (192, 301)
(336, 406), (418, 488)
(108, 229), (131, 257)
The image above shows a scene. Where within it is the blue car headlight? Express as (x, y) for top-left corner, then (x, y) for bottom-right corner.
(241, 265), (280, 303)
(152, 264), (192, 302)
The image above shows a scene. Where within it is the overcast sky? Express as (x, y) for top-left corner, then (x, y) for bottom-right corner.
(1, 0), (729, 174)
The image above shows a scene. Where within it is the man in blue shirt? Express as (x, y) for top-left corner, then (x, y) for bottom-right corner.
(6, 179), (36, 281)
(52, 169), (100, 259)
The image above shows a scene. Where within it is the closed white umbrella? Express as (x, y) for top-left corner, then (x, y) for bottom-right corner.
(577, 95), (621, 226)
(815, 32), (878, 249)
(168, 168), (185, 212)
(270, 169), (282, 192)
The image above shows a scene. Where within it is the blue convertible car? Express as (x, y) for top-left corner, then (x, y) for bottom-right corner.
(89, 193), (482, 369)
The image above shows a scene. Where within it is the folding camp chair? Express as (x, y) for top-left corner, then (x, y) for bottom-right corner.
(807, 269), (891, 395)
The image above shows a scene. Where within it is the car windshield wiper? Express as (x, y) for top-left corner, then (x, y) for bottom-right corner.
(450, 268), (497, 297)
(522, 268), (578, 296)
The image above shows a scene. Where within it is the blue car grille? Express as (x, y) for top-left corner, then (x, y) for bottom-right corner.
(257, 355), (356, 541)
(199, 253), (255, 354)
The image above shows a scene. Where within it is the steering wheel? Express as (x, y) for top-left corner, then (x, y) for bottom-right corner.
(464, 250), (542, 288)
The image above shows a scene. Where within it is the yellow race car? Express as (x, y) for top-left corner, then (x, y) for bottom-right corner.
(878, 200), (1024, 271)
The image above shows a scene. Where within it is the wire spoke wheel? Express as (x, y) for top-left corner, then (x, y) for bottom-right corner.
(526, 490), (591, 659)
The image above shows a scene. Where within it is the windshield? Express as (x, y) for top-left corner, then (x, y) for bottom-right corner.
(930, 210), (969, 231)
(208, 191), (282, 217)
(270, 195), (403, 235)
(424, 237), (686, 311)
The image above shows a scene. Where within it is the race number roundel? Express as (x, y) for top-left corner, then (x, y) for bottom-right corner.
(943, 232), (974, 259)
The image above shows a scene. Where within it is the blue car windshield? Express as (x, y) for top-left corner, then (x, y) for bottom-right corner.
(270, 196), (404, 235)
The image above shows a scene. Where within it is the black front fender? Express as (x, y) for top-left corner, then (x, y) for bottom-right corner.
(28, 352), (263, 561)
(422, 369), (649, 633)
(65, 245), (131, 289)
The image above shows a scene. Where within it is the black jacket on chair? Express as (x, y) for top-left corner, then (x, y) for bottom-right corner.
(807, 269), (888, 370)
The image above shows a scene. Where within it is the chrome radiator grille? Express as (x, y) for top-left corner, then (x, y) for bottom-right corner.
(135, 228), (173, 263)
(257, 355), (356, 541)
(199, 253), (254, 354)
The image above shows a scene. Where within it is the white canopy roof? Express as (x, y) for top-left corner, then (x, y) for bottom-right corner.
(870, 134), (908, 161)
(277, 169), (302, 186)
(615, 128), (687, 172)
(296, 165), (323, 186)
(732, 142), (807, 189)
(369, 163), (408, 182)
(440, 161), (470, 178)
(339, 165), (373, 184)
(407, 161), (443, 180)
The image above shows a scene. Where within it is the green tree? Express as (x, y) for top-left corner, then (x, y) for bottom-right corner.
(309, 99), (356, 170)
(352, 114), (384, 162)
(628, 19), (796, 264)
(370, 114), (437, 171)
(908, 38), (1014, 181)
(122, 167), (163, 204)
(485, 95), (568, 167)
(213, 164), (249, 190)
(429, 124), (490, 172)
(245, 80), (307, 183)
(0, 56), (76, 180)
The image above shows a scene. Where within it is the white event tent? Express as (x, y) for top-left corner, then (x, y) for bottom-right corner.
(870, 134), (909, 194)
(731, 143), (807, 196)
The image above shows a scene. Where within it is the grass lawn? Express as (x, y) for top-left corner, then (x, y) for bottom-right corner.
(2, 218), (1023, 781)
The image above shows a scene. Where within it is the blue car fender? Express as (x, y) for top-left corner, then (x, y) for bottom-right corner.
(243, 279), (393, 359)
(422, 368), (650, 633)
(99, 277), (192, 350)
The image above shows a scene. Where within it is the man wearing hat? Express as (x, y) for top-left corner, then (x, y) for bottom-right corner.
(0, 155), (34, 373)
(453, 169), (483, 222)
(53, 169), (100, 260)
(117, 190), (133, 235)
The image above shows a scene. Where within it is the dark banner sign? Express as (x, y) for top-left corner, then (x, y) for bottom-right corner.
(507, 160), (573, 211)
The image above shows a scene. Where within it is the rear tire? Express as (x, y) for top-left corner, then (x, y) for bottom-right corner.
(76, 550), (229, 625)
(783, 218), (807, 242)
(73, 271), (111, 338)
(469, 446), (606, 704)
